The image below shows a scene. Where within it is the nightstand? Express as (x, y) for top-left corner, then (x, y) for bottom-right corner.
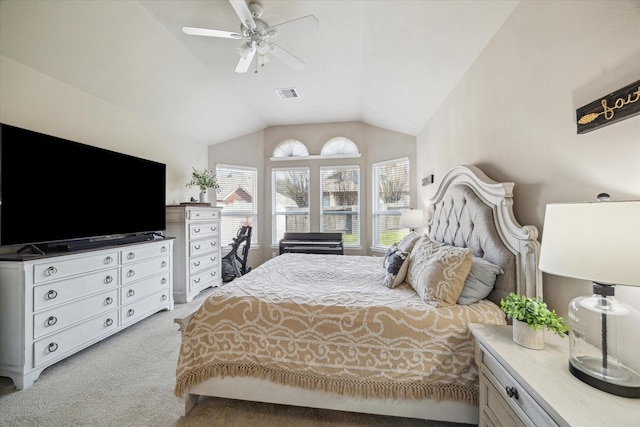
(469, 323), (640, 427)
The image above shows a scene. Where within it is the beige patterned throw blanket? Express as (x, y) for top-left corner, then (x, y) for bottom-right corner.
(175, 254), (506, 404)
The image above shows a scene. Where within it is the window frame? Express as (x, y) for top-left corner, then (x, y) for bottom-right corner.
(371, 157), (411, 251)
(319, 165), (361, 247)
(271, 166), (311, 245)
(216, 164), (258, 247)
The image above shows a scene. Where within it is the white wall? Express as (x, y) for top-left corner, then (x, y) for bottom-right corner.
(417, 0), (640, 318)
(0, 56), (209, 210)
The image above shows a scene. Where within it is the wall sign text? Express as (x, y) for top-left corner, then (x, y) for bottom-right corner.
(576, 79), (640, 134)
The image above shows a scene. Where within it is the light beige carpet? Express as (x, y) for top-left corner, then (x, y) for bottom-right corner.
(0, 288), (474, 427)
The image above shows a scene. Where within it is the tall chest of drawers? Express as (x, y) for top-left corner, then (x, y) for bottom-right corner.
(166, 205), (222, 303)
(0, 239), (174, 390)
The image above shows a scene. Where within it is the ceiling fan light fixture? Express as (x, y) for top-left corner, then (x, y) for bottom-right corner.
(257, 41), (270, 55)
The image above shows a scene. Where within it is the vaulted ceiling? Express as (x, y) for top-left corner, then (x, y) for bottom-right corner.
(0, 0), (519, 145)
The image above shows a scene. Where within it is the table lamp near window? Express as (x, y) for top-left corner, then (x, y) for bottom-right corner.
(400, 209), (424, 232)
(538, 199), (640, 398)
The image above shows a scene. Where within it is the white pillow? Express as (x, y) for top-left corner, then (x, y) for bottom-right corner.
(397, 231), (421, 253)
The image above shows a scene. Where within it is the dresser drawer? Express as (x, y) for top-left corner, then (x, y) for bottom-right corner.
(33, 309), (119, 367)
(189, 267), (220, 292)
(121, 242), (171, 265)
(480, 368), (527, 427)
(187, 208), (220, 221)
(121, 255), (170, 285)
(190, 252), (219, 274)
(121, 289), (171, 326)
(33, 251), (118, 284)
(189, 222), (219, 240)
(479, 344), (557, 427)
(33, 289), (118, 339)
(121, 272), (170, 304)
(33, 268), (119, 311)
(189, 237), (219, 257)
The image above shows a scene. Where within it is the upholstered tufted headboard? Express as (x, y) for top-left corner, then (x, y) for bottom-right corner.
(427, 165), (542, 304)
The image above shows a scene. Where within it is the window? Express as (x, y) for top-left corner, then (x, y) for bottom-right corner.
(320, 166), (360, 246)
(272, 167), (310, 244)
(372, 158), (411, 249)
(216, 164), (258, 246)
(273, 139), (309, 158)
(321, 137), (359, 156)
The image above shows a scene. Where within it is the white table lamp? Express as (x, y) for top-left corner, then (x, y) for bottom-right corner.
(539, 200), (640, 398)
(400, 209), (424, 232)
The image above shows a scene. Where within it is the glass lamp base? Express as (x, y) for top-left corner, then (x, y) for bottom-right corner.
(569, 358), (640, 398)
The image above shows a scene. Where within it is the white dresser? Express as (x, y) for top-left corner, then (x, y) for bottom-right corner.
(470, 323), (640, 427)
(165, 205), (222, 303)
(0, 238), (174, 390)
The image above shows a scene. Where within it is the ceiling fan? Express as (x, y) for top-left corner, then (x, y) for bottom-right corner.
(182, 0), (318, 73)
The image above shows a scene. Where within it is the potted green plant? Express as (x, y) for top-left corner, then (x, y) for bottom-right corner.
(500, 293), (568, 349)
(186, 167), (219, 203)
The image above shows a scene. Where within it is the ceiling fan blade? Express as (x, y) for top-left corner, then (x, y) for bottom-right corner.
(182, 26), (242, 39)
(271, 15), (318, 36)
(268, 43), (305, 71)
(235, 45), (256, 73)
(229, 0), (256, 30)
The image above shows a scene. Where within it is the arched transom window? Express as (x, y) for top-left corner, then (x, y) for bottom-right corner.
(273, 139), (309, 158)
(321, 137), (359, 156)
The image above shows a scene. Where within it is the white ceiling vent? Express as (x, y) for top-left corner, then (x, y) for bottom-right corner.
(275, 87), (300, 99)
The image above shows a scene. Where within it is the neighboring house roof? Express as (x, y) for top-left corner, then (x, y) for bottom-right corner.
(222, 187), (253, 205)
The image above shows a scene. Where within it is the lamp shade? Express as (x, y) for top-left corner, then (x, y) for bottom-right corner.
(400, 209), (424, 230)
(539, 201), (640, 287)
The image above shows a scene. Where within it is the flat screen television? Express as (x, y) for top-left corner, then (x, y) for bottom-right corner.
(0, 123), (166, 253)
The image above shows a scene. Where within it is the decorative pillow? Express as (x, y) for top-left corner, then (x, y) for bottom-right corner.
(407, 235), (472, 307)
(383, 244), (411, 288)
(457, 257), (504, 305)
(397, 231), (421, 253)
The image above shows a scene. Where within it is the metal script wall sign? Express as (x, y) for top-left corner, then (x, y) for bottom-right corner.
(576, 79), (640, 134)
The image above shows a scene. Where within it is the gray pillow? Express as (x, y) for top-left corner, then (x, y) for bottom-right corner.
(382, 243), (411, 288)
(457, 257), (504, 305)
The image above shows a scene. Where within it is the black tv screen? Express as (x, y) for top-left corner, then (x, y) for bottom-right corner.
(0, 123), (166, 250)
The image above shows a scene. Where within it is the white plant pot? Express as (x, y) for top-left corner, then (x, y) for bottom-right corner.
(199, 191), (208, 203)
(512, 319), (545, 350)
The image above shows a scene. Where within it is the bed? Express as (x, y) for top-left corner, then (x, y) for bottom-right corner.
(173, 164), (542, 424)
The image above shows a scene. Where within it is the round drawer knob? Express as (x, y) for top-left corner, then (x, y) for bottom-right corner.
(128, 309), (135, 317)
(161, 246), (168, 253)
(161, 278), (167, 284)
(127, 270), (135, 278)
(46, 316), (58, 327)
(127, 252), (136, 260)
(127, 289), (135, 297)
(505, 386), (519, 399)
(47, 342), (59, 353)
(45, 266), (58, 277)
(105, 297), (114, 305)
(104, 256), (113, 264)
(161, 294), (168, 301)
(105, 318), (114, 327)
(46, 290), (58, 300)
(105, 275), (113, 284)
